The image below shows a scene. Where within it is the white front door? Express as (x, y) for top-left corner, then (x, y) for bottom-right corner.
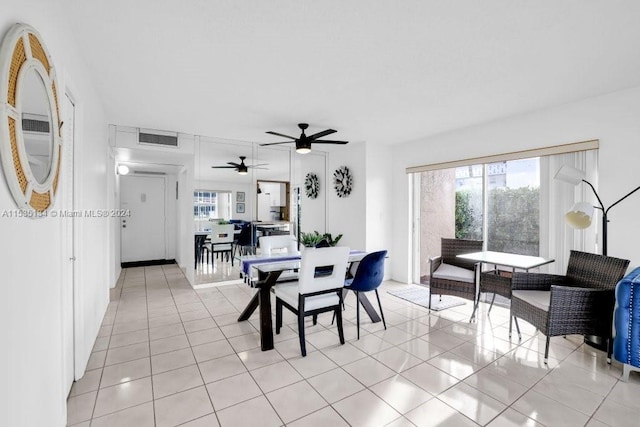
(120, 175), (166, 262)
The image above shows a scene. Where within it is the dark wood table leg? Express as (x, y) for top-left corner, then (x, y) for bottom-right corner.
(258, 286), (274, 351)
(238, 270), (282, 351)
(237, 292), (259, 321)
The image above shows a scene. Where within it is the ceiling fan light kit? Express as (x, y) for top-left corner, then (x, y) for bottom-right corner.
(211, 155), (267, 175)
(261, 123), (349, 154)
(296, 139), (312, 154)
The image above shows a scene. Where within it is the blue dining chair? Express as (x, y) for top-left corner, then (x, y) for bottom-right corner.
(345, 250), (387, 339)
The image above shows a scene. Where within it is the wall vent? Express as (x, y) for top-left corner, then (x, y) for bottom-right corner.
(22, 118), (50, 133)
(139, 132), (178, 147)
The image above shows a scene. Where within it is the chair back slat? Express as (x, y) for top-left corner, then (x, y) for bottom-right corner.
(298, 246), (350, 295)
(259, 235), (297, 256)
(210, 224), (235, 244)
(565, 250), (630, 290)
(441, 238), (483, 270)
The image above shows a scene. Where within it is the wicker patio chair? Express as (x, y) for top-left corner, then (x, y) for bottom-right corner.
(429, 238), (483, 309)
(510, 250), (629, 364)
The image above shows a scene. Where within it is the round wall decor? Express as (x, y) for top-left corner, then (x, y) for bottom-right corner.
(304, 172), (319, 199)
(0, 23), (62, 213)
(333, 166), (353, 198)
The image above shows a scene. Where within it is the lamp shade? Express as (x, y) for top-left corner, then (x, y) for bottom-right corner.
(565, 202), (594, 229)
(554, 165), (586, 185)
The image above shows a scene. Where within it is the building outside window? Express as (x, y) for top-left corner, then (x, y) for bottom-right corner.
(194, 190), (217, 220)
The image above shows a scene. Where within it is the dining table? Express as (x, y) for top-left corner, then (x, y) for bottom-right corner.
(457, 250), (554, 322)
(237, 250), (383, 351)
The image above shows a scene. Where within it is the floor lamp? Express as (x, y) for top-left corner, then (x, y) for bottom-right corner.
(555, 164), (640, 351)
(555, 165), (640, 256)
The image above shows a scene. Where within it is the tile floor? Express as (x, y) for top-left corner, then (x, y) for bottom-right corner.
(67, 264), (640, 426)
(195, 253), (242, 285)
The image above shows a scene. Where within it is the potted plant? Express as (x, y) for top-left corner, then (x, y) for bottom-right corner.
(299, 231), (343, 248)
(321, 233), (343, 247)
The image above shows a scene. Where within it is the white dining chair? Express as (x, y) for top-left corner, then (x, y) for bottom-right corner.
(274, 246), (350, 356)
(205, 223), (235, 267)
(259, 234), (297, 256)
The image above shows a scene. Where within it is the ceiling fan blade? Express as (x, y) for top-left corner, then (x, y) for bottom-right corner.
(308, 129), (337, 140)
(266, 131), (297, 140)
(259, 141), (293, 146)
(248, 163), (269, 168)
(211, 165), (237, 169)
(313, 140), (349, 145)
(253, 167), (269, 170)
(227, 162), (241, 167)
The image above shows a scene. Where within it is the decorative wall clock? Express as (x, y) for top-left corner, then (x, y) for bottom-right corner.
(333, 166), (353, 198)
(304, 172), (319, 199)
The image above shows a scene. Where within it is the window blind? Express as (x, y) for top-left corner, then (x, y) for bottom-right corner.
(405, 140), (598, 174)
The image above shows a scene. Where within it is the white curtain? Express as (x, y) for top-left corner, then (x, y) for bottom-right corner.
(539, 150), (599, 273)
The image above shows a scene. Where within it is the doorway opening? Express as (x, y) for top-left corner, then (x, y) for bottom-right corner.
(256, 180), (290, 222)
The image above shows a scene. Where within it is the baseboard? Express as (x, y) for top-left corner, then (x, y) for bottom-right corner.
(121, 259), (176, 268)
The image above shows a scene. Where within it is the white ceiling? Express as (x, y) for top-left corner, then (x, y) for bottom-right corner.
(62, 0), (640, 147)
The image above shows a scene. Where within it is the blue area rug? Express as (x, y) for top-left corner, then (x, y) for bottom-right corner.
(387, 284), (466, 311)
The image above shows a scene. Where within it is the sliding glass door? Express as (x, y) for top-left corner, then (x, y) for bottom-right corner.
(415, 158), (540, 284)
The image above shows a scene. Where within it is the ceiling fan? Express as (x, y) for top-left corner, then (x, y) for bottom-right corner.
(261, 123), (349, 154)
(211, 156), (267, 175)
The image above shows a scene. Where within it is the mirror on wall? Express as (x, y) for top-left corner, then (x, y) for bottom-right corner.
(22, 68), (53, 183)
(195, 137), (254, 231)
(255, 144), (291, 223)
(295, 151), (327, 235)
(193, 137), (295, 286)
(0, 23), (62, 212)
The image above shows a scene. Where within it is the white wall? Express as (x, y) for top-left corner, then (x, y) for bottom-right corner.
(178, 164), (195, 282)
(164, 174), (178, 259)
(0, 3), (110, 426)
(391, 86), (640, 283)
(108, 129), (121, 288)
(327, 142), (367, 251)
(365, 144), (393, 252)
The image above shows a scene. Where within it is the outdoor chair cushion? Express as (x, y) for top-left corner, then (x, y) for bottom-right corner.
(432, 263), (475, 283)
(512, 290), (551, 312)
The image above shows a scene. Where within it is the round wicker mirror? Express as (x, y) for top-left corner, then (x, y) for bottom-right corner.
(0, 23), (62, 213)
